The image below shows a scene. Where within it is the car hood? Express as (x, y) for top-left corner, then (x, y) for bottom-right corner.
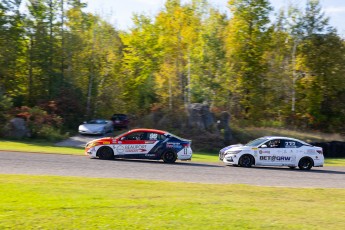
(86, 137), (114, 146)
(220, 144), (243, 153)
(79, 124), (106, 131)
(224, 145), (253, 153)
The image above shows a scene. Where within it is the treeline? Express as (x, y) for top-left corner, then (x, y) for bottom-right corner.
(1, 0), (345, 135)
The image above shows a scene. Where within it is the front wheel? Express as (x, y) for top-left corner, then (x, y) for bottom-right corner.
(162, 151), (177, 163)
(238, 155), (254, 167)
(97, 146), (114, 160)
(298, 158), (313, 170)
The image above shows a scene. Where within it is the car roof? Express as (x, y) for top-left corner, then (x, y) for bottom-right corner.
(261, 136), (310, 144)
(128, 128), (166, 135)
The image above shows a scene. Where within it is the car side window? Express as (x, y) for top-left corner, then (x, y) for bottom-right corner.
(284, 140), (302, 148)
(158, 134), (167, 141)
(262, 139), (283, 148)
(146, 133), (166, 141)
(123, 132), (145, 140)
(147, 133), (158, 140)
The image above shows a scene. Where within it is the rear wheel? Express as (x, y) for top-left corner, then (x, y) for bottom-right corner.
(162, 151), (177, 163)
(238, 155), (254, 167)
(97, 146), (114, 160)
(298, 158), (313, 170)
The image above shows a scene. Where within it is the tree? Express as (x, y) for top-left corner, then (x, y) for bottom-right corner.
(0, 0), (26, 106)
(120, 14), (160, 114)
(155, 0), (204, 111)
(225, 0), (273, 120)
(297, 33), (345, 129)
(193, 7), (228, 108)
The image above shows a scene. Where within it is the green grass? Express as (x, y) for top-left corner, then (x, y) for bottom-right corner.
(1, 139), (345, 166)
(0, 174), (344, 229)
(0, 140), (83, 155)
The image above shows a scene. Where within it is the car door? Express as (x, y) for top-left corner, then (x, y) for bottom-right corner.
(115, 131), (148, 158)
(143, 132), (167, 159)
(258, 139), (283, 166)
(281, 139), (299, 165)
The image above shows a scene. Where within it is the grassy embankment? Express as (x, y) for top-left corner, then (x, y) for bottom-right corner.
(0, 174), (344, 229)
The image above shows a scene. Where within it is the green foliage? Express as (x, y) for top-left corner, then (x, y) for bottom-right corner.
(11, 105), (67, 141)
(225, 0), (273, 119)
(0, 0), (345, 136)
(296, 33), (345, 130)
(0, 92), (13, 136)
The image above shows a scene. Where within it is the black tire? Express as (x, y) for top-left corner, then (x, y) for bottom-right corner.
(298, 158), (313, 170)
(162, 151), (177, 163)
(97, 146), (114, 160)
(238, 155), (254, 167)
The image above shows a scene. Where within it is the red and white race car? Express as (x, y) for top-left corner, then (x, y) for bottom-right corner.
(85, 128), (192, 163)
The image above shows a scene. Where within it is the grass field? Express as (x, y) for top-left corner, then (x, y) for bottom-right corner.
(0, 140), (83, 155)
(0, 174), (344, 229)
(1, 140), (345, 165)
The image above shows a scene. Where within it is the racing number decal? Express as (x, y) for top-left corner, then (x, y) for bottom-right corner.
(285, 141), (296, 148)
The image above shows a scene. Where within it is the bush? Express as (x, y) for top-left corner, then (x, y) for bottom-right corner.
(10, 105), (67, 141)
(36, 125), (68, 142)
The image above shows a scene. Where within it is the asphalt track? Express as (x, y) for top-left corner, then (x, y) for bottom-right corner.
(0, 151), (345, 188)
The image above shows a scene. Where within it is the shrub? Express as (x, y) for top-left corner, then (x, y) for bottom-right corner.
(10, 105), (67, 141)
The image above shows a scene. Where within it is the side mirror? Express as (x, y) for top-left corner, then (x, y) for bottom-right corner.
(120, 137), (126, 141)
(261, 144), (267, 148)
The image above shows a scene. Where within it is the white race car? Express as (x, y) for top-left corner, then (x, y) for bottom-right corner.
(219, 136), (324, 170)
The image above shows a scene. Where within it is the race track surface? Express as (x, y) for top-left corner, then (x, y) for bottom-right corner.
(1, 151), (344, 188)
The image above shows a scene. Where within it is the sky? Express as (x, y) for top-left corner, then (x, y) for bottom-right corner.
(85, 0), (345, 36)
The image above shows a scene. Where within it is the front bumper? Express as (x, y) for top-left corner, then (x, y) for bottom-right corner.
(85, 147), (97, 158)
(222, 154), (240, 165)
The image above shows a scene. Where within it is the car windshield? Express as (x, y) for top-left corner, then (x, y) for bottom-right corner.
(245, 138), (268, 147)
(88, 119), (107, 124)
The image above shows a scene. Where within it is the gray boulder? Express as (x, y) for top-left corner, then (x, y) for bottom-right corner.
(217, 111), (232, 144)
(7, 117), (30, 138)
(187, 103), (214, 130)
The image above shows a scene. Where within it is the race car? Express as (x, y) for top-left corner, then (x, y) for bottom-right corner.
(219, 136), (324, 170)
(85, 128), (192, 163)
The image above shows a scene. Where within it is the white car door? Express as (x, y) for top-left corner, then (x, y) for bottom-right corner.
(281, 139), (299, 165)
(258, 139), (282, 166)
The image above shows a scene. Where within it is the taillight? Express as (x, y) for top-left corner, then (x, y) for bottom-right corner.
(316, 150), (323, 154)
(182, 143), (190, 148)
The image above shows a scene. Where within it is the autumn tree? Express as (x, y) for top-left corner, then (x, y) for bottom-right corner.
(225, 0), (273, 120)
(120, 14), (160, 114)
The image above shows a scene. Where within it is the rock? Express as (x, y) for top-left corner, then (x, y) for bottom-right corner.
(217, 111), (232, 145)
(187, 103), (214, 130)
(7, 117), (30, 138)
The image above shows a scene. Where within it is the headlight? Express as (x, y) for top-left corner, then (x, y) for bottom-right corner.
(226, 150), (242, 155)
